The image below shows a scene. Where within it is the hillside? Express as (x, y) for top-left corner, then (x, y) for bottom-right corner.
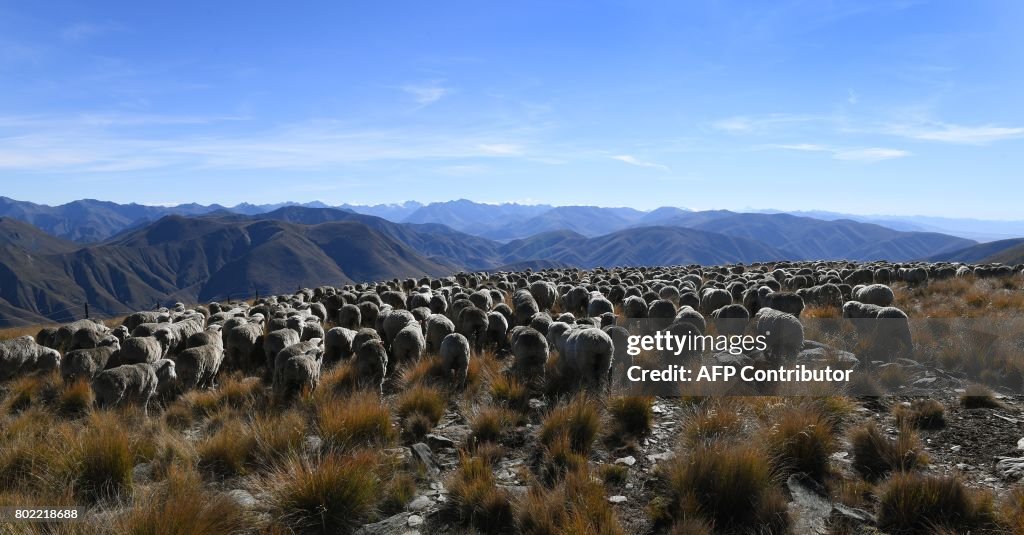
(926, 238), (1024, 263)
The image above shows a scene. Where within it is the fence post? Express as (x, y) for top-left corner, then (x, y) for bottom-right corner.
(84, 302), (90, 319)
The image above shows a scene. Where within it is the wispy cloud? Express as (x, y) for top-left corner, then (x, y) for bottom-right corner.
(769, 143), (910, 162)
(710, 113), (823, 133)
(883, 121), (1024, 145)
(401, 80), (449, 106)
(611, 154), (670, 171)
(61, 22), (121, 42)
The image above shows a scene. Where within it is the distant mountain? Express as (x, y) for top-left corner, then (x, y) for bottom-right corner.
(482, 206), (648, 240)
(984, 243), (1024, 264)
(402, 199), (553, 234)
(686, 213), (976, 261)
(926, 238), (1024, 263)
(0, 212), (457, 326)
(498, 226), (789, 268)
(760, 209), (1024, 242)
(340, 201), (423, 221)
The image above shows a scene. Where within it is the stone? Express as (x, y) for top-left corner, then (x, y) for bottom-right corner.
(408, 495), (432, 512)
(608, 495), (627, 504)
(1018, 437), (1024, 451)
(225, 489), (258, 509)
(354, 513), (417, 535)
(424, 434), (455, 450)
(304, 434), (323, 452)
(796, 347), (859, 367)
(996, 457), (1024, 480)
(786, 475), (831, 535)
(706, 352), (753, 368)
(614, 456), (636, 466)
(528, 398), (546, 410)
(646, 452), (673, 463)
(407, 515), (423, 527)
(412, 443), (441, 477)
(132, 462), (153, 484)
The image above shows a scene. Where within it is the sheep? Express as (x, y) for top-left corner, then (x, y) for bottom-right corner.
(354, 339), (388, 394)
(153, 317), (204, 356)
(603, 325), (632, 382)
(439, 333), (471, 388)
(424, 314), (456, 354)
(622, 295), (648, 320)
(91, 360), (176, 416)
(175, 344), (224, 391)
(512, 289), (540, 326)
(545, 322), (573, 356)
(561, 286), (590, 315)
(391, 324), (426, 364)
(898, 267), (929, 285)
(264, 328), (301, 369)
(0, 336), (61, 381)
(852, 284), (895, 307)
(187, 328), (223, 350)
(123, 311), (164, 333)
(674, 306), (707, 335)
(760, 291), (804, 317)
(36, 327), (60, 350)
(117, 336), (164, 366)
(529, 280), (558, 311)
(699, 288), (732, 315)
(337, 304), (361, 330)
(224, 322), (265, 372)
(324, 327), (356, 363)
(273, 340), (324, 403)
(709, 303), (750, 337)
(754, 308), (804, 360)
(469, 290), (493, 311)
(61, 340), (121, 383)
(301, 320), (325, 342)
(559, 327), (614, 391)
(485, 311), (509, 350)
(529, 312), (553, 336)
(457, 306), (489, 351)
(512, 327), (549, 379)
(382, 309), (417, 349)
(587, 296), (614, 318)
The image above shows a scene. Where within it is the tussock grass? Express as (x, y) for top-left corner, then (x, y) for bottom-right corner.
(517, 469), (625, 535)
(961, 383), (1003, 409)
(681, 403), (740, 447)
(396, 384), (447, 426)
(263, 450), (383, 534)
(470, 406), (514, 445)
(116, 464), (258, 533)
(999, 486), (1024, 534)
(539, 395), (600, 454)
(446, 453), (514, 534)
(850, 423), (927, 481)
(380, 471), (417, 516)
(655, 443), (788, 533)
(317, 391), (396, 450)
(72, 411), (134, 502)
(251, 409), (308, 462)
(877, 473), (994, 534)
(490, 373), (531, 413)
(762, 405), (835, 481)
(197, 420), (256, 476)
(606, 395), (653, 439)
(56, 379), (93, 417)
(893, 399), (946, 430)
(600, 463), (628, 485)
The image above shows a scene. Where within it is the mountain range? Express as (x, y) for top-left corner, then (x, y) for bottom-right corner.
(2, 197), (1023, 326)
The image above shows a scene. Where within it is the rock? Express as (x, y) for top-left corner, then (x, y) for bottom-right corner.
(608, 495), (627, 504)
(407, 515), (423, 527)
(796, 347), (859, 367)
(528, 398), (546, 410)
(787, 475), (832, 535)
(614, 456), (636, 466)
(424, 434), (455, 450)
(412, 443), (441, 477)
(132, 462), (153, 484)
(651, 404), (666, 414)
(354, 512), (419, 535)
(801, 340), (830, 351)
(996, 457), (1024, 480)
(384, 447), (412, 463)
(408, 495), (432, 512)
(912, 376), (937, 386)
(706, 352), (753, 368)
(225, 489), (258, 509)
(646, 452), (673, 463)
(498, 485), (529, 498)
(304, 434), (323, 452)
(950, 445), (962, 453)
(831, 503), (874, 526)
(896, 358), (921, 367)
(1017, 437), (1024, 451)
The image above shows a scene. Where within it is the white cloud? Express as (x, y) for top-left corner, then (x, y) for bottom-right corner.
(885, 122), (1024, 144)
(769, 144), (909, 162)
(477, 143), (524, 155)
(401, 81), (449, 106)
(611, 154), (670, 171)
(710, 113), (822, 133)
(61, 22), (120, 42)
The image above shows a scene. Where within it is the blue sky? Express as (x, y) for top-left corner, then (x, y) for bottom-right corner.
(1, 0), (1022, 218)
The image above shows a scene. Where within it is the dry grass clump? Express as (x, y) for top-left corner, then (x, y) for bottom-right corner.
(762, 405), (835, 481)
(251, 409), (308, 462)
(1, 372), (62, 414)
(56, 379), (94, 417)
(893, 399), (946, 430)
(541, 432), (588, 484)
(876, 473), (995, 534)
(380, 471), (417, 516)
(397, 354), (445, 389)
(517, 469), (625, 535)
(681, 403), (740, 447)
(316, 391), (396, 450)
(538, 395), (601, 454)
(490, 373), (531, 413)
(197, 420), (257, 476)
(173, 374), (265, 419)
(960, 383), (1003, 409)
(71, 411), (134, 502)
(317, 361), (360, 397)
(470, 406), (515, 445)
(262, 450), (383, 534)
(446, 453), (514, 534)
(600, 463), (628, 485)
(396, 384), (447, 427)
(653, 443), (787, 533)
(116, 464), (259, 533)
(606, 395), (654, 439)
(850, 423), (927, 481)
(999, 486), (1024, 534)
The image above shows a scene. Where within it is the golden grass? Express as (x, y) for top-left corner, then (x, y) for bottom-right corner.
(893, 399), (946, 430)
(539, 395), (601, 454)
(316, 391), (396, 450)
(446, 453), (514, 533)
(850, 423), (927, 481)
(762, 405), (835, 481)
(877, 473), (994, 534)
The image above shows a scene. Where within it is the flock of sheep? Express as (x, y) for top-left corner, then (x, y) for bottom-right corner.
(1, 260), (1021, 411)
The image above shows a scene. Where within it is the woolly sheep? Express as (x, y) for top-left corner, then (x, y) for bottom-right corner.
(382, 309), (416, 349)
(852, 284), (895, 307)
(424, 314), (456, 354)
(560, 327), (614, 391)
(324, 327), (356, 363)
(457, 306), (489, 351)
(117, 336), (164, 366)
(512, 289), (540, 326)
(0, 336), (61, 380)
(61, 342), (120, 383)
(754, 307), (804, 360)
(699, 288), (732, 315)
(485, 311), (509, 349)
(760, 291), (805, 318)
(92, 360), (176, 416)
(512, 327), (548, 379)
(354, 339), (388, 394)
(391, 324), (425, 363)
(439, 333), (471, 388)
(225, 322), (265, 371)
(264, 328), (301, 369)
(273, 339), (324, 403)
(176, 344), (224, 391)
